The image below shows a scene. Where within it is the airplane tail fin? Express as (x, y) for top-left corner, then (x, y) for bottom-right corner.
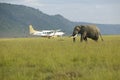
(29, 25), (36, 34)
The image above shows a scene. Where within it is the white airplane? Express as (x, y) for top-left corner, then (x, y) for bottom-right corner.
(29, 25), (64, 37)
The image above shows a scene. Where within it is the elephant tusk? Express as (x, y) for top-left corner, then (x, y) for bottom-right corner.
(72, 34), (77, 38)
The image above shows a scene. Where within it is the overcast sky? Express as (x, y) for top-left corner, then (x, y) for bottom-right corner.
(0, 0), (120, 24)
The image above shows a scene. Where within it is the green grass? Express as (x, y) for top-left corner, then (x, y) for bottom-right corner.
(0, 36), (120, 80)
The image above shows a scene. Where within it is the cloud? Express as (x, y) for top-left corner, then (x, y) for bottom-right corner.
(39, 2), (120, 24)
(22, 0), (44, 8)
(38, 0), (120, 5)
(0, 0), (45, 7)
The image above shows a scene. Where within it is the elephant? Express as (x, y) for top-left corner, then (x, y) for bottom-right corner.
(72, 25), (103, 42)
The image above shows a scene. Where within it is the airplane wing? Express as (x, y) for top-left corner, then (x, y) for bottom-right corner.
(50, 29), (61, 32)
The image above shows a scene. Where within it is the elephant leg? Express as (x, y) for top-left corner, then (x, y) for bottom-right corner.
(80, 35), (83, 42)
(93, 34), (99, 42)
(81, 32), (87, 42)
(94, 39), (98, 42)
(84, 37), (87, 42)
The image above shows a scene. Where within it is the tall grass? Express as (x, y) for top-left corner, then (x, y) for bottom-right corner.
(0, 36), (120, 80)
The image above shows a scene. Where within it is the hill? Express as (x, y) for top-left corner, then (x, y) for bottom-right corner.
(0, 3), (120, 37)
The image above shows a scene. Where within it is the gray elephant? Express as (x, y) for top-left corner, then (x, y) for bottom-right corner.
(72, 25), (103, 42)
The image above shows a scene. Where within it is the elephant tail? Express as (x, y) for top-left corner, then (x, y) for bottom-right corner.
(99, 32), (104, 41)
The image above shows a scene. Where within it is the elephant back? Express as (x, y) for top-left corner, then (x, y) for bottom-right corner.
(87, 25), (99, 33)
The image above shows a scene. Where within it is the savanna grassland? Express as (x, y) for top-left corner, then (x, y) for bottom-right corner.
(0, 35), (120, 80)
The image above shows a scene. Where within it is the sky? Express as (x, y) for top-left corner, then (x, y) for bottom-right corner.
(0, 0), (120, 24)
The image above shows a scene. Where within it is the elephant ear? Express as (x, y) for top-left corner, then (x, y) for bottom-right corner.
(80, 25), (85, 33)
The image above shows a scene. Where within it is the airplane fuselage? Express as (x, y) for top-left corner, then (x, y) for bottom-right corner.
(29, 25), (64, 37)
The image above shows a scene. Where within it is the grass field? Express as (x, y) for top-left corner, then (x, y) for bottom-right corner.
(0, 35), (120, 80)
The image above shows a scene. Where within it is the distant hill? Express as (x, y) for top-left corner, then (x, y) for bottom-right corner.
(0, 3), (120, 37)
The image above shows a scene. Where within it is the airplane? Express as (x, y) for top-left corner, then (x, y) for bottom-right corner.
(29, 25), (64, 37)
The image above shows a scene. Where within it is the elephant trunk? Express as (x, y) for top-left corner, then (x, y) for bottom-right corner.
(71, 34), (77, 42)
(73, 37), (76, 42)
